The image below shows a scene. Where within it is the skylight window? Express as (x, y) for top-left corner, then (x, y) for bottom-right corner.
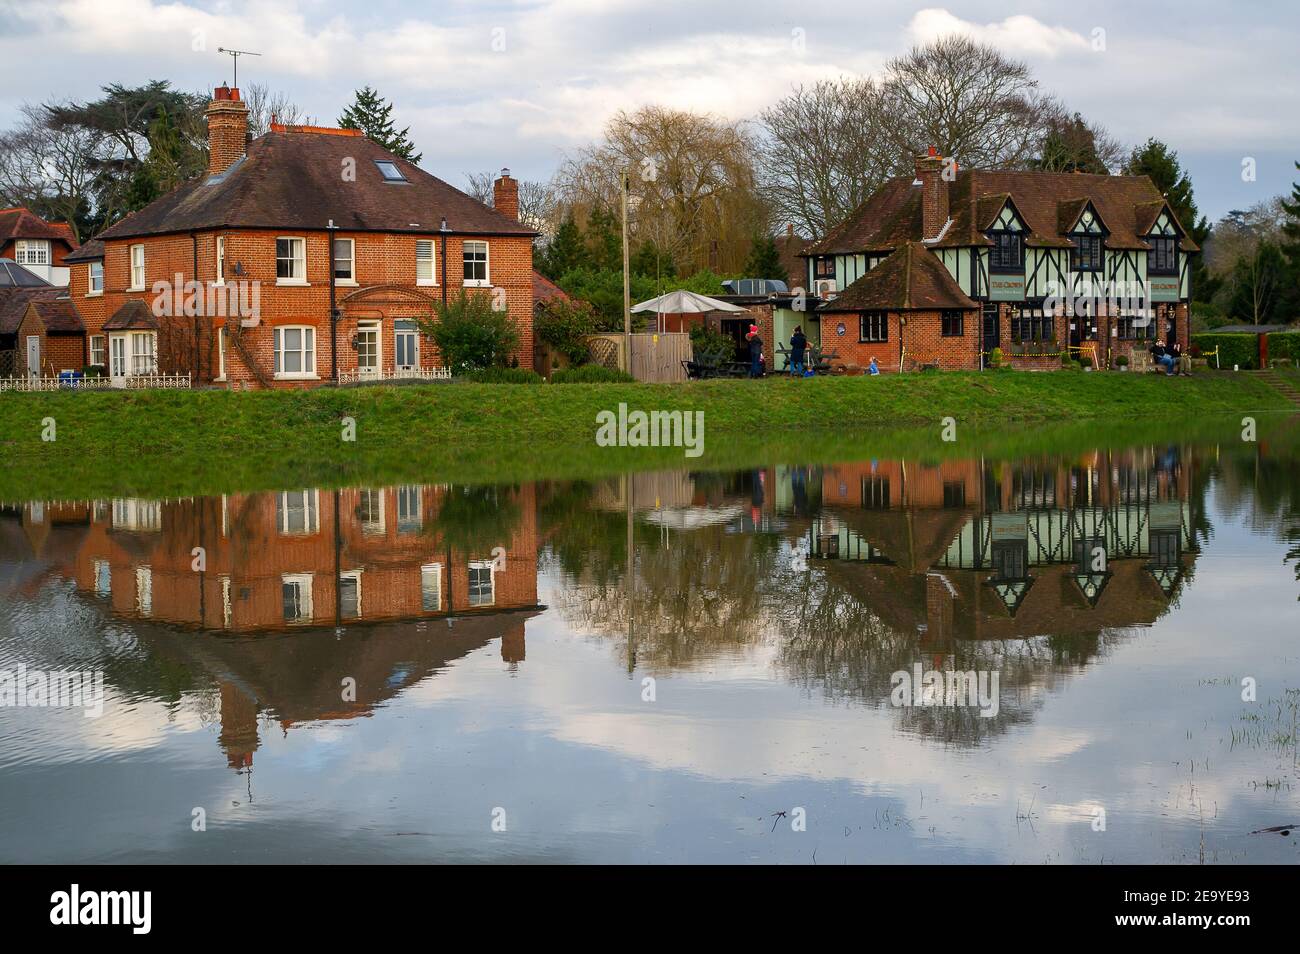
(374, 160), (407, 183)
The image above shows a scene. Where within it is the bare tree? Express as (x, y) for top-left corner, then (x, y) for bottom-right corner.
(243, 83), (309, 138)
(757, 77), (904, 238)
(0, 104), (108, 240)
(879, 36), (1051, 172)
(554, 105), (768, 273)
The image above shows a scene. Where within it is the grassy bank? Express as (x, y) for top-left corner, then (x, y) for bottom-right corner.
(0, 370), (1293, 499)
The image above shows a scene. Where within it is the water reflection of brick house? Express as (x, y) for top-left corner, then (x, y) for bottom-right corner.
(806, 447), (1199, 641)
(61, 484), (538, 634)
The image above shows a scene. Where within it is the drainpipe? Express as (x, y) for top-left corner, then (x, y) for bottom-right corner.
(439, 218), (449, 308)
(327, 220), (339, 383)
(192, 233), (200, 381)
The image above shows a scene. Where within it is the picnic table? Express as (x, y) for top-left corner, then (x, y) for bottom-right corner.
(774, 345), (838, 374)
(683, 354), (750, 379)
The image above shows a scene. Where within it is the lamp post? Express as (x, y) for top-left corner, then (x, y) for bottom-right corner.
(439, 217), (449, 308)
(621, 168), (631, 373)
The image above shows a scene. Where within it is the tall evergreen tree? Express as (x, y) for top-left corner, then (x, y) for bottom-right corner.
(741, 233), (785, 281)
(585, 205), (622, 271)
(1277, 161), (1300, 321)
(338, 86), (422, 163)
(1123, 139), (1215, 301)
(539, 212), (585, 279)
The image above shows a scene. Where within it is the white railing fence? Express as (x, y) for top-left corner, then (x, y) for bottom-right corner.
(0, 373), (192, 393)
(337, 367), (452, 384)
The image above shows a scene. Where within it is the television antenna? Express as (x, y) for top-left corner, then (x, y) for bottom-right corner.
(216, 47), (261, 87)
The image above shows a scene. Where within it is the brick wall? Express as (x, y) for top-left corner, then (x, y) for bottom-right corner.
(71, 228), (534, 387)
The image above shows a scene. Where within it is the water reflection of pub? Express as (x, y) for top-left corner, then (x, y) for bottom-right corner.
(803, 447), (1199, 736)
(4, 485), (540, 770)
(560, 449), (1200, 741)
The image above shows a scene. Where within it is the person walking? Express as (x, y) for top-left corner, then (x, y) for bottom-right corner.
(790, 326), (807, 376)
(747, 329), (764, 378)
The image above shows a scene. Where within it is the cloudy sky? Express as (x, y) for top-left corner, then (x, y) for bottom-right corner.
(1, 0), (1297, 224)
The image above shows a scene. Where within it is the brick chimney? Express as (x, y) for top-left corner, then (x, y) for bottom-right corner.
(207, 85), (248, 176)
(493, 168), (519, 220)
(915, 147), (950, 242)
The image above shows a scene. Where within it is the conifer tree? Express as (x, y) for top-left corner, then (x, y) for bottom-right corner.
(338, 86), (422, 163)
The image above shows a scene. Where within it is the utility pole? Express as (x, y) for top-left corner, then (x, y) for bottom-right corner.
(621, 168), (631, 374)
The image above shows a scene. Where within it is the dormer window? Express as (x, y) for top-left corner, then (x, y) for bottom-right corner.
(1148, 237), (1177, 275)
(1071, 235), (1102, 272)
(374, 160), (407, 183)
(990, 232), (1022, 272)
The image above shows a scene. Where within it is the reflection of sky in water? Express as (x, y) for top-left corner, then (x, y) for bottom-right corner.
(1, 448), (1298, 864)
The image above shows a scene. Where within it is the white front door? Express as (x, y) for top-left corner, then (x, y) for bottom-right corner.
(25, 336), (40, 379)
(109, 335), (128, 385)
(356, 322), (380, 375)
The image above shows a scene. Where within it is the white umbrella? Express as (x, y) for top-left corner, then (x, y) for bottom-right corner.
(631, 290), (749, 314)
(632, 289), (750, 334)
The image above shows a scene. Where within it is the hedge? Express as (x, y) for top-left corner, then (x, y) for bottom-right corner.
(1190, 333), (1258, 369)
(1267, 332), (1300, 363)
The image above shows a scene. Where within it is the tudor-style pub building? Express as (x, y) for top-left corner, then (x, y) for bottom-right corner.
(64, 86), (536, 388)
(803, 149), (1197, 371)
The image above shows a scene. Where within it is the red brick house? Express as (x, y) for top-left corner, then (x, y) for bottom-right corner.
(0, 207), (79, 286)
(804, 151), (1198, 371)
(14, 297), (86, 376)
(65, 86), (537, 388)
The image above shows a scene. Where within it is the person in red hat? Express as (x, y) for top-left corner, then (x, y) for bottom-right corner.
(746, 326), (764, 377)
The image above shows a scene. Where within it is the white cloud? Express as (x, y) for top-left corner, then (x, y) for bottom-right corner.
(905, 8), (1092, 58)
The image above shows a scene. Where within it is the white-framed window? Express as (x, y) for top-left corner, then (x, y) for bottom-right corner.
(88, 260), (103, 294)
(273, 325), (316, 378)
(93, 560), (111, 598)
(216, 326), (226, 380)
(395, 321), (419, 370)
(355, 320), (380, 375)
(129, 244), (145, 290)
(416, 239), (437, 285)
(214, 236), (225, 285)
(420, 563), (442, 612)
(112, 498), (161, 531)
(275, 236), (306, 284)
(462, 240), (489, 286)
(89, 335), (105, 368)
(468, 560), (495, 607)
(340, 569), (363, 619)
(281, 573), (314, 624)
(135, 565), (153, 616)
(397, 484), (422, 533)
(15, 240), (50, 265)
(130, 331), (157, 375)
(334, 238), (355, 284)
(277, 490), (319, 534)
(358, 488), (385, 535)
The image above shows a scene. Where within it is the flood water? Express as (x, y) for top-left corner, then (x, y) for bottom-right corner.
(2, 439), (1299, 863)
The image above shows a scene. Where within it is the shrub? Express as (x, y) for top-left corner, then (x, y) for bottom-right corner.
(417, 290), (520, 373)
(550, 365), (635, 384)
(987, 347), (1004, 369)
(689, 325), (735, 364)
(1267, 332), (1300, 363)
(462, 367), (543, 384)
(535, 298), (599, 366)
(1190, 333), (1257, 369)
(1079, 355), (1093, 368)
(1115, 354), (1129, 367)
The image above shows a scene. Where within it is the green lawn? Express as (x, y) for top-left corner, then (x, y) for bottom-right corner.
(0, 370), (1292, 500)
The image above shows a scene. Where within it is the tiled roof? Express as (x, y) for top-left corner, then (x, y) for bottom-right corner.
(0, 287), (62, 335)
(807, 169), (1198, 256)
(28, 297), (84, 333)
(532, 270), (571, 307)
(64, 238), (105, 263)
(819, 241), (977, 312)
(0, 207), (79, 248)
(95, 131), (537, 241)
(102, 299), (159, 331)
